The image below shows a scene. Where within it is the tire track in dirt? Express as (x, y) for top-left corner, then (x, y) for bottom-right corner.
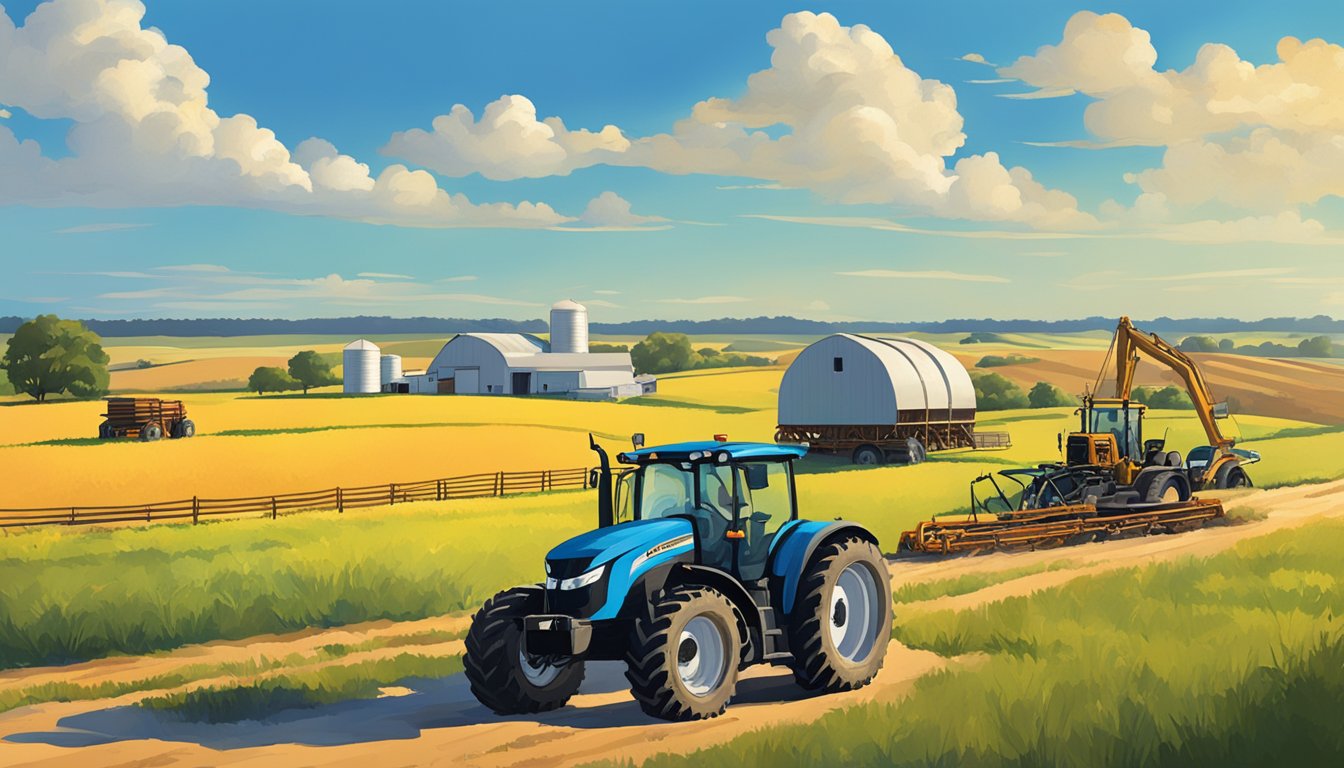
(2, 479), (1342, 767)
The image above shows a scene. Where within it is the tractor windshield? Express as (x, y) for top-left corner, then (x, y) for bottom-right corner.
(1089, 405), (1143, 460)
(618, 459), (794, 578)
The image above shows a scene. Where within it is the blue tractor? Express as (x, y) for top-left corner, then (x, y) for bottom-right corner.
(463, 435), (892, 721)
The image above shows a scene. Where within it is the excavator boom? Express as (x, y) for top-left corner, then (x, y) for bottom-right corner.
(1113, 316), (1234, 453)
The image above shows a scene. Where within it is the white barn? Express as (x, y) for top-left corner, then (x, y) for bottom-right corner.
(778, 333), (975, 425)
(400, 301), (653, 399)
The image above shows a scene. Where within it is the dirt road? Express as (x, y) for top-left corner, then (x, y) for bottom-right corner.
(4, 480), (1342, 768)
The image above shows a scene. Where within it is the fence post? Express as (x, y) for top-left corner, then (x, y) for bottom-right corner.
(390, 483), (396, 506)
(337, 487), (344, 513)
(192, 496), (199, 525)
(70, 507), (76, 525)
(271, 497), (277, 520)
(146, 506), (152, 523)
(496, 471), (504, 496)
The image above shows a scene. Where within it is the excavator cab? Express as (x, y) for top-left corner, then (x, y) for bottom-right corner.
(1067, 397), (1146, 484)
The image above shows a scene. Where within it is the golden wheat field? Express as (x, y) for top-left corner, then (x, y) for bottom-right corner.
(0, 360), (1325, 511)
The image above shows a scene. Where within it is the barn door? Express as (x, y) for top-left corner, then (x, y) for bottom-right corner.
(511, 372), (532, 395)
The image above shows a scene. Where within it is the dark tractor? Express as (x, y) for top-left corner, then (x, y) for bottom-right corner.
(464, 435), (892, 721)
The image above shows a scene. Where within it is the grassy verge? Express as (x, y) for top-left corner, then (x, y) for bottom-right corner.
(891, 559), (1077, 604)
(619, 518), (1344, 768)
(0, 627), (463, 715)
(139, 652), (463, 723)
(0, 494), (584, 668)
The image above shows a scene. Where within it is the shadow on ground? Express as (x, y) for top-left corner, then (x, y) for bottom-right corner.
(4, 662), (817, 750)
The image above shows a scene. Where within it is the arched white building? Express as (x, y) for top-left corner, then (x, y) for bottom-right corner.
(777, 334), (977, 454)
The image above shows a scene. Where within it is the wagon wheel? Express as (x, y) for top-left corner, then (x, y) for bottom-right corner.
(140, 422), (164, 442)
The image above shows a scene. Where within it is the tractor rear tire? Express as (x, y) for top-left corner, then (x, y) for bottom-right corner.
(625, 584), (740, 721)
(788, 536), (891, 693)
(1214, 463), (1252, 489)
(852, 445), (883, 466)
(464, 587), (585, 714)
(1142, 471), (1189, 504)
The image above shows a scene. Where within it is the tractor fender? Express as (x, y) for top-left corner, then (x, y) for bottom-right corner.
(660, 563), (763, 649)
(768, 521), (879, 615)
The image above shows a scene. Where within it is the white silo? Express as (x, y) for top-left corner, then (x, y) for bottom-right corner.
(550, 299), (589, 354)
(343, 339), (380, 394)
(379, 354), (402, 387)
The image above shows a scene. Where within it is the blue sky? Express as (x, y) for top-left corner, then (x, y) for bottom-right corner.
(1, 1), (1342, 322)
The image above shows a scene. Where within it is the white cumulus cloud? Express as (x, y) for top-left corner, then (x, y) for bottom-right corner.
(380, 11), (1096, 231)
(0, 0), (585, 228)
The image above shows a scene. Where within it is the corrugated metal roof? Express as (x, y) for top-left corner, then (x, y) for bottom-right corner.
(777, 333), (976, 426)
(460, 333), (549, 355)
(508, 352), (632, 371)
(344, 338), (379, 351)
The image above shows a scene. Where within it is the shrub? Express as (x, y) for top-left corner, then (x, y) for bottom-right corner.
(1131, 385), (1193, 409)
(971, 371), (1029, 410)
(1027, 381), (1075, 408)
(248, 366), (299, 395)
(975, 354), (1039, 368)
(1178, 335), (1219, 353)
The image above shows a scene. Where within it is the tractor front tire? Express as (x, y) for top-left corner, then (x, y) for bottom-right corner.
(788, 536), (891, 692)
(625, 585), (741, 721)
(464, 587), (585, 714)
(1213, 462), (1251, 489)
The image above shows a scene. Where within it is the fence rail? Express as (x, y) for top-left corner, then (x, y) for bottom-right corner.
(0, 467), (594, 529)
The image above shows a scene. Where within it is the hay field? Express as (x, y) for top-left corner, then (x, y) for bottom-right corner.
(0, 358), (1321, 514)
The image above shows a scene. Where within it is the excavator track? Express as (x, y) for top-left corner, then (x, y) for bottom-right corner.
(899, 498), (1225, 555)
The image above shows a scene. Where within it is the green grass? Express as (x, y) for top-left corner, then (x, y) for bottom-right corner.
(619, 519), (1344, 768)
(891, 560), (1077, 603)
(0, 626), (463, 715)
(139, 652), (464, 723)
(0, 493), (588, 668)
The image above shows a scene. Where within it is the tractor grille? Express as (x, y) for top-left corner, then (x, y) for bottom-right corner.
(545, 578), (609, 618)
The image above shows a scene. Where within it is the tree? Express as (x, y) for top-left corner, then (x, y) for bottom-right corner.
(1, 315), (110, 402)
(971, 372), (1029, 410)
(1027, 381), (1075, 408)
(1297, 335), (1333, 358)
(1218, 338), (1235, 353)
(1178, 335), (1219, 353)
(248, 366), (298, 395)
(631, 332), (701, 374)
(1131, 385), (1193, 409)
(287, 350), (338, 394)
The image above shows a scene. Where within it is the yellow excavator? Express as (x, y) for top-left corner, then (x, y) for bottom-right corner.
(900, 317), (1258, 555)
(1069, 316), (1256, 499)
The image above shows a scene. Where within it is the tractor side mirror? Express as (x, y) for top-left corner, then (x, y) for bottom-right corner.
(744, 463), (770, 491)
(631, 432), (645, 450)
(589, 468), (601, 489)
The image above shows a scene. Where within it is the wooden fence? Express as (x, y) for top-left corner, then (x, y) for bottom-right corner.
(0, 467), (594, 529)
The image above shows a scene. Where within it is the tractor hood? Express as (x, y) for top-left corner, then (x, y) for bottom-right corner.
(546, 518), (693, 576)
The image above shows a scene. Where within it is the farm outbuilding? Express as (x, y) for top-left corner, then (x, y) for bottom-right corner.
(776, 333), (978, 459)
(343, 339), (381, 394)
(401, 300), (651, 399)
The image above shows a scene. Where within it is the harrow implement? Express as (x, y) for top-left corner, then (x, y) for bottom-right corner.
(899, 468), (1226, 555)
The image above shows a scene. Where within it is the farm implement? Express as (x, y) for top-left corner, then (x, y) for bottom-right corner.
(901, 316), (1256, 555)
(464, 434), (891, 721)
(99, 397), (196, 441)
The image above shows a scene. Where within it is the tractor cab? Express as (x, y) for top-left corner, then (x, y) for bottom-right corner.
(608, 438), (805, 581)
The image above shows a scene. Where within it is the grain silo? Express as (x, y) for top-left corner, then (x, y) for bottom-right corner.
(776, 334), (977, 463)
(549, 299), (589, 354)
(379, 354), (402, 387)
(343, 339), (381, 394)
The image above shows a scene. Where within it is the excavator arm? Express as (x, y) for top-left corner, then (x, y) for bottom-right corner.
(1112, 316), (1234, 453)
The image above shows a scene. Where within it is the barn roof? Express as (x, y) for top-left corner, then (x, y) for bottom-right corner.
(777, 333), (976, 426)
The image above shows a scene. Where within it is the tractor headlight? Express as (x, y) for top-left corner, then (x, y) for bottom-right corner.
(559, 563), (606, 591)
(544, 577), (558, 589)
